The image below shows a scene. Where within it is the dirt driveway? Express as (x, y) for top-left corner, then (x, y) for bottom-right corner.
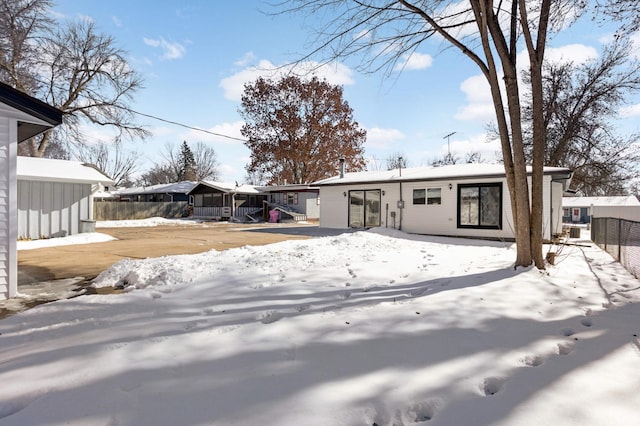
(17, 222), (338, 285)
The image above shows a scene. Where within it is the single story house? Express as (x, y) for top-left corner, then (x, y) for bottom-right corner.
(189, 181), (267, 221)
(312, 163), (573, 241)
(116, 181), (197, 202)
(563, 195), (640, 223)
(17, 156), (114, 240)
(1, 82), (63, 300)
(259, 184), (320, 220)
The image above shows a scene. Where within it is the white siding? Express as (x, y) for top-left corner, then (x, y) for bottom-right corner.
(320, 183), (401, 229)
(549, 180), (564, 237)
(0, 117), (17, 300)
(17, 180), (93, 240)
(592, 206), (640, 221)
(319, 175), (559, 241)
(300, 192), (320, 219)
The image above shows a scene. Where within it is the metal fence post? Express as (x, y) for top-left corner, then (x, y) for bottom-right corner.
(617, 219), (622, 262)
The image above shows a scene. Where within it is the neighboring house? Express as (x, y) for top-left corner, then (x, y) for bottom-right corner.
(189, 181), (267, 221)
(259, 184), (320, 220)
(312, 163), (573, 241)
(563, 196), (640, 223)
(1, 82), (63, 300)
(116, 181), (197, 202)
(17, 157), (114, 240)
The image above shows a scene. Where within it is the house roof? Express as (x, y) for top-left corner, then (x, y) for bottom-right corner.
(312, 163), (572, 186)
(259, 184), (320, 192)
(189, 181), (261, 195)
(562, 195), (640, 207)
(17, 156), (114, 185)
(0, 82), (63, 142)
(117, 181), (197, 195)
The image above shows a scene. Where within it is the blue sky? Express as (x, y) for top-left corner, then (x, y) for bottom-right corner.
(52, 1), (640, 184)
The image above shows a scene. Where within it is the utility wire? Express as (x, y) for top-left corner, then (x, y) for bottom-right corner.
(15, 73), (248, 143)
(126, 108), (248, 142)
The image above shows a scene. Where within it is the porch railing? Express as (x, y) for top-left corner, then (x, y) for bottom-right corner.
(193, 206), (265, 220)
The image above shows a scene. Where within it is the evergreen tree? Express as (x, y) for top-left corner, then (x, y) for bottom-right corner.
(178, 141), (196, 181)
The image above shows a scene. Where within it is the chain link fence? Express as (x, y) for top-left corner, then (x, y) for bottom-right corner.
(591, 217), (640, 279)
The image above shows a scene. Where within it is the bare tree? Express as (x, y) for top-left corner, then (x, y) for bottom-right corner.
(281, 0), (580, 268)
(0, 0), (52, 93)
(139, 141), (219, 186)
(596, 0), (640, 34)
(522, 41), (640, 196)
(75, 141), (139, 187)
(191, 141), (220, 181)
(386, 152), (408, 170)
(0, 0), (149, 157)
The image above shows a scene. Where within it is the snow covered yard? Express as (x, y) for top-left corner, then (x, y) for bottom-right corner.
(1, 229), (639, 425)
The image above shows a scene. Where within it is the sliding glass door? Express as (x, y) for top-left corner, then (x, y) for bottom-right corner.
(348, 190), (381, 228)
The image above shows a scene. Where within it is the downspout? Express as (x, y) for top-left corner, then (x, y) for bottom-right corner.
(399, 181), (403, 231)
(398, 158), (403, 231)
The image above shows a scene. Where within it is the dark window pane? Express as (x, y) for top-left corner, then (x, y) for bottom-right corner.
(480, 186), (500, 226)
(413, 189), (425, 205)
(427, 188), (442, 205)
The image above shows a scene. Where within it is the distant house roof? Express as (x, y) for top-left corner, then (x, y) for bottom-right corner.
(17, 156), (113, 185)
(312, 164), (573, 186)
(259, 184), (319, 192)
(0, 82), (63, 142)
(189, 181), (261, 195)
(562, 196), (640, 208)
(117, 181), (197, 196)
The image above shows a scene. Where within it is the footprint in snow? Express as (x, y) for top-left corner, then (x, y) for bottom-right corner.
(339, 291), (352, 300)
(258, 310), (282, 324)
(580, 318), (593, 327)
(480, 376), (505, 396)
(403, 399), (442, 423)
(520, 354), (545, 367)
(561, 327), (575, 336)
(556, 341), (575, 355)
(296, 304), (311, 312)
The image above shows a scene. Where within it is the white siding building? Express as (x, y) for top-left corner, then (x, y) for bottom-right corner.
(17, 157), (114, 240)
(0, 82), (62, 300)
(313, 164), (572, 241)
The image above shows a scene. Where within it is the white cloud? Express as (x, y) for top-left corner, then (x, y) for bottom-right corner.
(182, 121), (245, 145)
(454, 75), (495, 122)
(544, 44), (598, 65)
(620, 103), (640, 118)
(220, 59), (354, 101)
(234, 52), (256, 67)
(143, 37), (186, 60)
(394, 52), (433, 71)
(365, 127), (406, 149)
(112, 16), (122, 27)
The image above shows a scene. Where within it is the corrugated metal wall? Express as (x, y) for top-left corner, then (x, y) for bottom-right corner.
(17, 180), (92, 240)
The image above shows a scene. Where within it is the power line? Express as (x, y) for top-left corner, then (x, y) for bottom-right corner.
(127, 108), (248, 143)
(12, 74), (248, 143)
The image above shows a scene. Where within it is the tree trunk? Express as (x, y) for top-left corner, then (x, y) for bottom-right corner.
(481, 0), (533, 267)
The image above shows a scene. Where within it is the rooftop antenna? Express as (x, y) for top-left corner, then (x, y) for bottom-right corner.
(442, 132), (456, 164)
(443, 131), (456, 157)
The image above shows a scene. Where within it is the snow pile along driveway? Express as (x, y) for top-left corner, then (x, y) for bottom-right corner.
(1, 229), (639, 425)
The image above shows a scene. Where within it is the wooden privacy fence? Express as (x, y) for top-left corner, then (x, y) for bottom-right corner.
(94, 201), (189, 221)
